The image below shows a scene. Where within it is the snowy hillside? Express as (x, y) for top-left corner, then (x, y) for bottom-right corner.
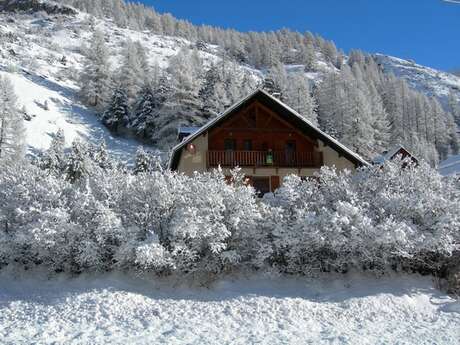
(374, 54), (460, 109)
(0, 0), (458, 161)
(0, 68), (141, 160)
(0, 272), (459, 344)
(0, 7), (259, 158)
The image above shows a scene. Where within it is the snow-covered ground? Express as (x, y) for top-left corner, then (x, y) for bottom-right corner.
(440, 154), (460, 176)
(374, 54), (460, 106)
(0, 271), (458, 344)
(0, 67), (142, 161)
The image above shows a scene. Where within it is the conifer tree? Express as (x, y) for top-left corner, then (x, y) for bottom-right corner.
(39, 129), (65, 175)
(92, 140), (112, 170)
(153, 48), (204, 147)
(79, 30), (112, 110)
(131, 84), (159, 140)
(285, 72), (318, 124)
(0, 76), (24, 161)
(263, 61), (287, 100)
(102, 86), (130, 134)
(118, 39), (146, 105)
(65, 140), (90, 183)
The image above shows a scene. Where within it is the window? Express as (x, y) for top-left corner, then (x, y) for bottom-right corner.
(243, 139), (252, 151)
(285, 141), (296, 165)
(285, 141), (296, 152)
(224, 139), (236, 151)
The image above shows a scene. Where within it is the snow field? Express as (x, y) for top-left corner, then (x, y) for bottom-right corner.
(0, 272), (459, 344)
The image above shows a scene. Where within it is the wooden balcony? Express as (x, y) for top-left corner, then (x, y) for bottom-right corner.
(207, 150), (323, 168)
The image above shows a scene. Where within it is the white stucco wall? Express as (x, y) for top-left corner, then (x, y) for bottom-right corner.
(176, 134), (208, 175)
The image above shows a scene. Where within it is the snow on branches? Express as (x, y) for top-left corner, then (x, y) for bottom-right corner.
(0, 151), (458, 279)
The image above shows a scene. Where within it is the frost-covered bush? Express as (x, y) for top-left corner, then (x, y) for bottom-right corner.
(0, 149), (458, 279)
(268, 160), (460, 275)
(112, 168), (263, 276)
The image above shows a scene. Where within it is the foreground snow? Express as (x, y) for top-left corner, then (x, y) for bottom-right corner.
(0, 272), (458, 344)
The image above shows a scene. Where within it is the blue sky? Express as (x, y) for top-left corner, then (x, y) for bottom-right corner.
(141, 0), (460, 72)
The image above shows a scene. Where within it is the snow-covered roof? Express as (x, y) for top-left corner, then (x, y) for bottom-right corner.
(439, 154), (460, 176)
(178, 126), (200, 135)
(169, 89), (370, 170)
(372, 145), (418, 165)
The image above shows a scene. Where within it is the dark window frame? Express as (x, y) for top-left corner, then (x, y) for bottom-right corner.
(243, 139), (253, 151)
(224, 138), (236, 151)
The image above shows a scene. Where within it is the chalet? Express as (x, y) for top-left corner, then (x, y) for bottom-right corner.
(169, 89), (369, 194)
(372, 145), (419, 166)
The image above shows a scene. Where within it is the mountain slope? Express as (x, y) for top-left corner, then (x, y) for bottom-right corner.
(0, 67), (140, 160)
(374, 54), (460, 108)
(0, 1), (459, 160)
(0, 6), (262, 158)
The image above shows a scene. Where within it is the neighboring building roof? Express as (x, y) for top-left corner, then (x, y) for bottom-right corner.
(168, 89), (370, 170)
(439, 154), (460, 176)
(178, 126), (201, 135)
(372, 145), (418, 165)
(177, 126), (200, 142)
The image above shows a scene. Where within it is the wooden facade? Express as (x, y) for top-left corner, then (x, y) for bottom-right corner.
(207, 101), (323, 170)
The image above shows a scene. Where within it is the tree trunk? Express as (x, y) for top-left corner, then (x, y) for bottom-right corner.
(0, 118), (5, 159)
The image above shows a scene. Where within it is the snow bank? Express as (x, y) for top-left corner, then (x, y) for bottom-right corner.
(0, 272), (458, 344)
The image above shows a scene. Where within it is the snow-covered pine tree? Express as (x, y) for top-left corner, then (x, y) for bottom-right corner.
(65, 139), (90, 183)
(299, 41), (316, 72)
(102, 85), (130, 134)
(0, 76), (24, 161)
(199, 63), (224, 117)
(133, 146), (162, 174)
(39, 129), (65, 175)
(447, 90), (460, 124)
(446, 112), (459, 155)
(91, 140), (112, 170)
(118, 39), (146, 105)
(131, 84), (159, 140)
(153, 47), (204, 147)
(285, 72), (318, 124)
(79, 30), (112, 111)
(263, 61), (288, 100)
(322, 40), (338, 67)
(431, 97), (450, 160)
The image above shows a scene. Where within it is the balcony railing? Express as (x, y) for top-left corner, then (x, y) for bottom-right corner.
(207, 150), (323, 168)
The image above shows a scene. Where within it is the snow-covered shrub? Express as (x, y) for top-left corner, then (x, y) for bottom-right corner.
(0, 153), (458, 279)
(0, 161), (73, 270)
(113, 168), (262, 276)
(267, 159), (460, 275)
